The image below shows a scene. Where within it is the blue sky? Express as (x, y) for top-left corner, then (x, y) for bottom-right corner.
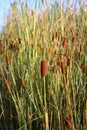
(0, 0), (41, 31)
(0, 0), (14, 31)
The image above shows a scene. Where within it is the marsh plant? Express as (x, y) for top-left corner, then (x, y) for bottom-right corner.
(0, 0), (87, 130)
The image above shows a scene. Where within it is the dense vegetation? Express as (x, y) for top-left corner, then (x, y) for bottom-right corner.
(0, 0), (87, 130)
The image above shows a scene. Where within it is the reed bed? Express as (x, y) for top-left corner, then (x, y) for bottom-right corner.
(0, 0), (87, 130)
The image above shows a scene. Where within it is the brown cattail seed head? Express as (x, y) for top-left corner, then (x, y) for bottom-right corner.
(61, 61), (66, 74)
(0, 44), (5, 53)
(78, 52), (81, 60)
(54, 49), (57, 55)
(65, 117), (71, 129)
(4, 79), (11, 92)
(52, 35), (54, 41)
(55, 31), (59, 40)
(20, 78), (27, 90)
(72, 36), (76, 43)
(41, 60), (47, 77)
(67, 58), (71, 66)
(9, 43), (15, 50)
(80, 44), (82, 52)
(18, 37), (22, 44)
(5, 53), (10, 64)
(63, 37), (67, 49)
(81, 64), (86, 73)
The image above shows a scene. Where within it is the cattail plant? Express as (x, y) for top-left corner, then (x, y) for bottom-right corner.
(60, 61), (66, 74)
(5, 53), (10, 64)
(19, 77), (27, 90)
(63, 37), (67, 49)
(4, 79), (11, 92)
(41, 60), (47, 77)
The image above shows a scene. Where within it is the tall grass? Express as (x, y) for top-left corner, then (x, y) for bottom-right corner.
(0, 0), (87, 130)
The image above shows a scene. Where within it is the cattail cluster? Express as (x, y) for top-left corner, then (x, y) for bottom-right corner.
(60, 61), (66, 74)
(19, 77), (27, 90)
(4, 79), (11, 92)
(63, 37), (67, 49)
(41, 60), (47, 77)
(5, 53), (10, 64)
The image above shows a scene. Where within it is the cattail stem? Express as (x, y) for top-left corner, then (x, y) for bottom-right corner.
(43, 77), (49, 130)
